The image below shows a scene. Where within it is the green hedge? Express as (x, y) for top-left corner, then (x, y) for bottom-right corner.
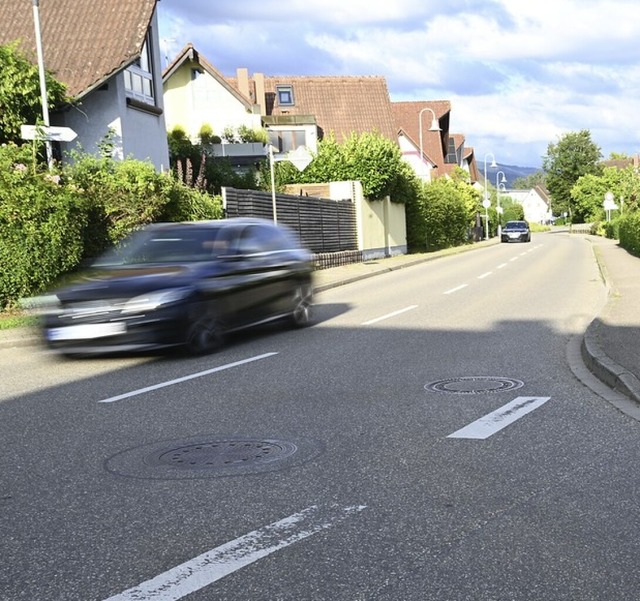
(0, 144), (223, 310)
(619, 212), (640, 256)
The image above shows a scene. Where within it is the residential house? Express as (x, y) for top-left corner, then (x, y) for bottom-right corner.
(251, 73), (397, 154)
(506, 186), (553, 223)
(162, 44), (265, 164)
(392, 100), (479, 184)
(0, 0), (169, 170)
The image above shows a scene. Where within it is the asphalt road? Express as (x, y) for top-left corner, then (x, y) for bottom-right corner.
(2, 232), (640, 601)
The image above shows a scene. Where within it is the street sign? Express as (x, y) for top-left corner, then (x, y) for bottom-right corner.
(21, 124), (77, 142)
(286, 146), (313, 172)
(482, 199), (491, 208)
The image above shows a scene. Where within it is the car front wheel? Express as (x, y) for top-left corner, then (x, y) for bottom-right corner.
(289, 284), (313, 328)
(184, 312), (224, 355)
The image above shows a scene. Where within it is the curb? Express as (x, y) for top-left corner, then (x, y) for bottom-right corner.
(581, 241), (640, 406)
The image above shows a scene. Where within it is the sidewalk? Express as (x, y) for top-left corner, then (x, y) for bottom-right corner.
(2, 235), (639, 407)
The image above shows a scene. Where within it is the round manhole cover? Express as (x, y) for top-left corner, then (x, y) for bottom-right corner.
(105, 436), (323, 480)
(425, 376), (524, 395)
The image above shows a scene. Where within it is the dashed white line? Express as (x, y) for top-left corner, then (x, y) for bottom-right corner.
(97, 353), (279, 403)
(444, 284), (468, 295)
(447, 396), (551, 439)
(362, 305), (418, 325)
(477, 271), (493, 279)
(102, 505), (367, 601)
(497, 263), (508, 269)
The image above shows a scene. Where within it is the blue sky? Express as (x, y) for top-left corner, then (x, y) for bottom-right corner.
(158, 0), (640, 168)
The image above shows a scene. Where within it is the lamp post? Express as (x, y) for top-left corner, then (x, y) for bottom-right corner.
(495, 170), (507, 238)
(483, 152), (497, 239)
(31, 0), (53, 170)
(418, 107), (441, 184)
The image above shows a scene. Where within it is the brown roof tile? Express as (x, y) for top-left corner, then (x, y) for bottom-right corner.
(0, 0), (157, 99)
(391, 100), (451, 171)
(229, 74), (397, 142)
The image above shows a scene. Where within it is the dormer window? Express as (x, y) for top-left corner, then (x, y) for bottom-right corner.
(276, 85), (294, 106)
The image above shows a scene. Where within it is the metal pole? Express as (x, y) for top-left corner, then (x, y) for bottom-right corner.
(269, 145), (278, 224)
(32, 0), (53, 170)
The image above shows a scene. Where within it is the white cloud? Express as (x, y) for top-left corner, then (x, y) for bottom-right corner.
(158, 0), (640, 166)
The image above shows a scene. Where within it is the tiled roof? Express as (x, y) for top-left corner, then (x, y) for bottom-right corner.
(230, 74), (397, 142)
(391, 100), (451, 169)
(163, 44), (254, 108)
(0, 0), (157, 99)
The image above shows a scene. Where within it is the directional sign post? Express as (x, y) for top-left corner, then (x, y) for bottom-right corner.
(21, 124), (77, 143)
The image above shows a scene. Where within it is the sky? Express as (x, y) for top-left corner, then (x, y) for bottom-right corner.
(157, 0), (640, 169)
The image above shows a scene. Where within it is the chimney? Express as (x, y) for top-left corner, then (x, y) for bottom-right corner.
(237, 68), (250, 99)
(254, 72), (266, 115)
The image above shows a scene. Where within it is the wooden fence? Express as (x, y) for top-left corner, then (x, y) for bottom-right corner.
(222, 187), (358, 254)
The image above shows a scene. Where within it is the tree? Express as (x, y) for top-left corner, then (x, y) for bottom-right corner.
(542, 130), (602, 222)
(0, 42), (67, 144)
(512, 171), (546, 190)
(571, 166), (640, 223)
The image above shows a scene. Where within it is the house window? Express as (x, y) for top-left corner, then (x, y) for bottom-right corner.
(276, 85), (294, 106)
(269, 129), (306, 153)
(125, 35), (155, 105)
(445, 138), (457, 164)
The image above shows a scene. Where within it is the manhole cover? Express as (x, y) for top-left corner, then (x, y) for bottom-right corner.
(105, 436), (323, 480)
(425, 376), (524, 395)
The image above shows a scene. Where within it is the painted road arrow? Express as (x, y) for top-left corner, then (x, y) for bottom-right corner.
(447, 396), (551, 440)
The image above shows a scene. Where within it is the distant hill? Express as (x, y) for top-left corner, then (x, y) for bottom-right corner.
(481, 162), (542, 186)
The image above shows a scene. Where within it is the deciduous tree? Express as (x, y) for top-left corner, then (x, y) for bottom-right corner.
(542, 130), (602, 221)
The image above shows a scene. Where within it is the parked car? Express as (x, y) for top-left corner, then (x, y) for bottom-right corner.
(40, 218), (314, 356)
(501, 220), (531, 243)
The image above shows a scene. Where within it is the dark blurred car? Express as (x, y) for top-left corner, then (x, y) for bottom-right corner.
(41, 218), (314, 356)
(501, 220), (531, 243)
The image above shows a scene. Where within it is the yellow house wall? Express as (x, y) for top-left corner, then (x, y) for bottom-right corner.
(163, 62), (261, 141)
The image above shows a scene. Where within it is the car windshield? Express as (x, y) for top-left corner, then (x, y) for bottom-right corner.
(505, 222), (527, 230)
(93, 226), (230, 266)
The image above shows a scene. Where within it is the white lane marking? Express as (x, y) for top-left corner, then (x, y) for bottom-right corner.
(362, 305), (418, 325)
(444, 284), (468, 295)
(509, 256), (519, 262)
(477, 271), (493, 279)
(102, 505), (367, 601)
(497, 263), (508, 269)
(97, 353), (278, 403)
(447, 396), (551, 440)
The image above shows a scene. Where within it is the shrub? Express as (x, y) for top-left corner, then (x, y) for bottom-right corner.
(0, 144), (85, 308)
(0, 144), (224, 309)
(619, 212), (640, 256)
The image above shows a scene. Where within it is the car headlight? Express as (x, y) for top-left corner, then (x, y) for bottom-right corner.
(121, 288), (192, 314)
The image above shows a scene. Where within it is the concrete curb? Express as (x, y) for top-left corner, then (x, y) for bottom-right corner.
(581, 241), (640, 406)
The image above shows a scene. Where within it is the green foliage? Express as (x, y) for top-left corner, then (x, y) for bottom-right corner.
(499, 196), (525, 222)
(570, 165), (640, 223)
(511, 171), (546, 190)
(0, 142), (223, 309)
(272, 131), (412, 201)
(198, 123), (219, 145)
(421, 178), (478, 250)
(0, 42), (67, 145)
(64, 152), (222, 257)
(618, 212), (640, 256)
(0, 143), (84, 309)
(542, 130), (602, 221)
(168, 129), (259, 194)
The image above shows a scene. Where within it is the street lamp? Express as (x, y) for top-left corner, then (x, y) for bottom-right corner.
(418, 107), (441, 184)
(483, 152), (498, 240)
(495, 170), (507, 238)
(31, 0), (53, 170)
